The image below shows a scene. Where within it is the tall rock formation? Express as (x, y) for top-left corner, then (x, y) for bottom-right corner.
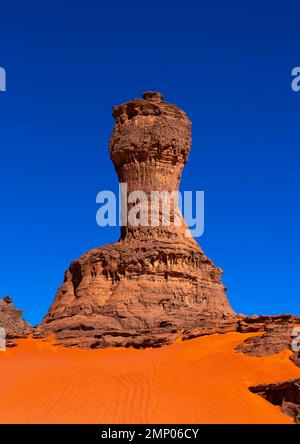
(37, 92), (236, 348)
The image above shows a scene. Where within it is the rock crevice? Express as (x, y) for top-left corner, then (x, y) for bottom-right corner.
(249, 379), (300, 424)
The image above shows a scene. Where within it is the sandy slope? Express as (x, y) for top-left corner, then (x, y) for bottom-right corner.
(0, 332), (299, 424)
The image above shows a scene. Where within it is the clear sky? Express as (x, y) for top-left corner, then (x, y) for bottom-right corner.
(0, 0), (299, 325)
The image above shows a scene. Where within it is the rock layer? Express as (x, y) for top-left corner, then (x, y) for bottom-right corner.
(237, 314), (300, 333)
(37, 92), (236, 348)
(0, 297), (32, 347)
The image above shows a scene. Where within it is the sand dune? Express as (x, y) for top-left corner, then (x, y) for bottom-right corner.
(0, 332), (299, 424)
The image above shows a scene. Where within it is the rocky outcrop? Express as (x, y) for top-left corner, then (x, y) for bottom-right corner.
(236, 315), (300, 366)
(0, 297), (32, 347)
(36, 91), (236, 348)
(249, 379), (300, 424)
(236, 325), (293, 357)
(237, 314), (300, 333)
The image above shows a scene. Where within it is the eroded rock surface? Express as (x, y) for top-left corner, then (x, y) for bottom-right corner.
(236, 315), (300, 366)
(0, 297), (32, 347)
(36, 92), (236, 348)
(237, 314), (300, 333)
(249, 379), (300, 424)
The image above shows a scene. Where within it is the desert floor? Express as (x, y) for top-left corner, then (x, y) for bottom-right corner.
(0, 332), (299, 424)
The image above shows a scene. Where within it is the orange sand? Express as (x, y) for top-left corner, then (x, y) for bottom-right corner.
(0, 332), (299, 424)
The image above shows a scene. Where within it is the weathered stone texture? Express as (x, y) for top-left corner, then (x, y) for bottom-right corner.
(36, 92), (236, 348)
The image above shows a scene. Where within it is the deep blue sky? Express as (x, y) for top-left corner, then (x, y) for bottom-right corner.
(0, 0), (299, 325)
